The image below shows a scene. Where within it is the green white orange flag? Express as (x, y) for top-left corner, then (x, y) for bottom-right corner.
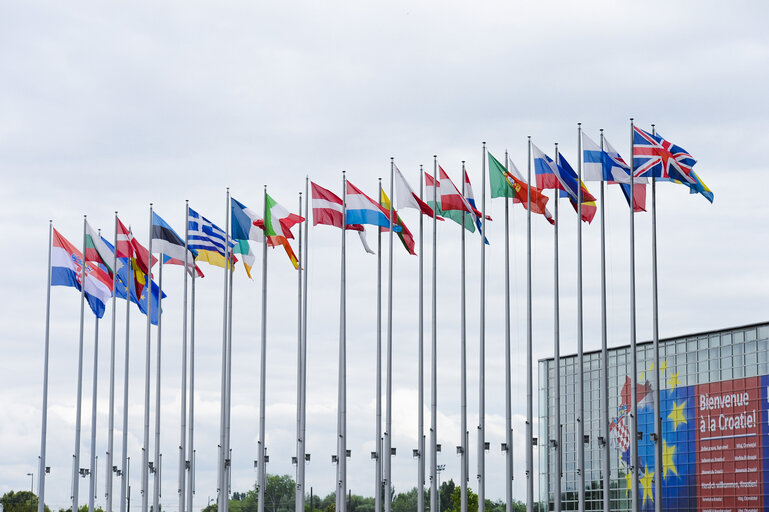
(257, 193), (305, 269)
(379, 188), (416, 255)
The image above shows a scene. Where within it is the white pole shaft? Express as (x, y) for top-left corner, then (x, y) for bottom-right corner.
(73, 216), (88, 512)
(478, 144), (487, 512)
(337, 174), (348, 512)
(295, 192), (304, 512)
(576, 125), (586, 512)
(503, 153), (513, 512)
(258, 187), (268, 512)
(629, 119), (639, 512)
(179, 202), (189, 512)
(460, 162), (468, 512)
(218, 191), (230, 512)
(89, 310), (100, 512)
(417, 167), (425, 512)
(385, 160), (395, 512)
(39, 221), (53, 512)
(553, 146), (562, 512)
(224, 237), (235, 512)
(375, 180), (383, 512)
(142, 206), (153, 512)
(120, 232), (131, 512)
(650, 125), (662, 512)
(430, 157), (438, 512)
(153, 257), (164, 512)
(300, 177), (310, 512)
(599, 131), (610, 512)
(107, 214), (118, 512)
(525, 140), (533, 512)
(186, 271), (196, 512)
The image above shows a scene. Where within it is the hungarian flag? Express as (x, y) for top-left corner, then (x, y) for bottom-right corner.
(437, 167), (480, 233)
(257, 193), (305, 269)
(379, 188), (416, 255)
(488, 152), (554, 225)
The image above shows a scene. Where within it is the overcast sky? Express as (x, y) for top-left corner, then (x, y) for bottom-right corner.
(2, 1), (768, 509)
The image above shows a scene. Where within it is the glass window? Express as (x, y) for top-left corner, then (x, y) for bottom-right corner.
(720, 333), (731, 346)
(746, 329), (757, 341)
(759, 325), (769, 339)
(722, 345), (733, 356)
(734, 330), (745, 343)
(734, 342), (744, 355)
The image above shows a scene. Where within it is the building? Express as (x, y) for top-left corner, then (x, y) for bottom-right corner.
(538, 321), (769, 511)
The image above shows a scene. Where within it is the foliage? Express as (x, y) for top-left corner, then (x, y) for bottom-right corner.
(1, 492), (51, 512)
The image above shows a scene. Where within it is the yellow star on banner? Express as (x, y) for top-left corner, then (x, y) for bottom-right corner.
(649, 362), (655, 371)
(660, 360), (668, 372)
(641, 465), (655, 506)
(662, 440), (679, 479)
(668, 400), (687, 431)
(624, 471), (633, 496)
(667, 371), (681, 390)
(640, 370), (646, 380)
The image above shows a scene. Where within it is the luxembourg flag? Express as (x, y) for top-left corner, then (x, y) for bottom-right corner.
(52, 228), (113, 318)
(345, 181), (401, 232)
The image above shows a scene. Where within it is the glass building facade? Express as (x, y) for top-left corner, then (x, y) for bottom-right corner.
(538, 321), (769, 511)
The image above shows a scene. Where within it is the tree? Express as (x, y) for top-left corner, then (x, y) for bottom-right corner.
(445, 486), (477, 512)
(438, 480), (455, 512)
(1, 491), (51, 512)
(263, 474), (295, 512)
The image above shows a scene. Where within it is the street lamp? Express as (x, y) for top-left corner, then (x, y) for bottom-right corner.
(26, 473), (33, 512)
(436, 464), (446, 509)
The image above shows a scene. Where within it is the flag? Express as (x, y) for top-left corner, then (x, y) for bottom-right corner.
(597, 135), (648, 212)
(151, 211), (197, 263)
(423, 171), (441, 213)
(582, 132), (632, 183)
(345, 181), (402, 232)
(188, 207), (236, 268)
(231, 197), (263, 278)
(652, 130), (713, 203)
(51, 228), (112, 318)
(533, 143), (597, 202)
(310, 181), (375, 254)
(393, 165), (441, 219)
(84, 221), (118, 276)
(437, 167), (480, 233)
(556, 154), (597, 223)
(257, 193), (305, 269)
(379, 188), (416, 255)
(116, 218), (156, 276)
(633, 126), (694, 183)
(487, 152), (554, 225)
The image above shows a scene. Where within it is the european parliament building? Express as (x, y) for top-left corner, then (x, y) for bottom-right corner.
(538, 321), (769, 511)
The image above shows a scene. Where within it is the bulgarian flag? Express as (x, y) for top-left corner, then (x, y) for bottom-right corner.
(379, 188), (416, 255)
(257, 193), (305, 269)
(85, 220), (119, 277)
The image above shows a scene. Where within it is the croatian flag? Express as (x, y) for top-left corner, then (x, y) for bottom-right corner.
(345, 181), (401, 232)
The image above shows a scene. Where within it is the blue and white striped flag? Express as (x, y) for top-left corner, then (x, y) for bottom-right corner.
(188, 207), (236, 268)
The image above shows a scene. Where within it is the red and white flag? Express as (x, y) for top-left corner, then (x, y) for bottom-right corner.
(393, 164), (441, 219)
(311, 181), (375, 254)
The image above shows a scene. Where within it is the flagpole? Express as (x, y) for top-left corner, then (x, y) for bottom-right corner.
(337, 172), (348, 512)
(598, 130), (610, 512)
(153, 254), (164, 512)
(629, 118), (639, 512)
(120, 227), (132, 512)
(460, 161), (468, 512)
(650, 124), (662, 512)
(503, 152), (513, 512)
(107, 214), (118, 512)
(72, 215), (88, 512)
(417, 166), (425, 512)
(300, 176), (310, 512)
(525, 139), (533, 512)
(89, 229), (101, 512)
(179, 201), (190, 512)
(375, 178), (383, 512)
(295, 191), (305, 512)
(225, 218), (235, 512)
(186, 266), (196, 512)
(430, 156), (438, 512)
(142, 205), (153, 512)
(218, 190), (230, 512)
(385, 158), (395, 512)
(576, 124), (586, 512)
(39, 220), (53, 512)
(258, 185), (268, 512)
(553, 145), (562, 512)
(478, 143), (487, 512)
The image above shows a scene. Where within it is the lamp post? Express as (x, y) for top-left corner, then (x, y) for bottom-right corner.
(26, 473), (34, 512)
(436, 465), (445, 511)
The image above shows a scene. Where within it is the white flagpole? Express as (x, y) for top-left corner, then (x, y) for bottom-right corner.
(417, 166), (425, 512)
(553, 145), (562, 512)
(336, 173), (348, 512)
(525, 139), (533, 512)
(430, 156), (438, 512)
(89, 229), (102, 512)
(460, 162), (468, 512)
(503, 152), (513, 512)
(599, 130), (611, 512)
(153, 254), (164, 512)
(299, 176), (310, 512)
(39, 220), (53, 512)
(650, 124), (662, 512)
(218, 191), (230, 512)
(107, 214), (118, 512)
(629, 118), (639, 512)
(375, 179), (383, 512)
(295, 191), (305, 512)
(385, 159), (395, 512)
(478, 144), (487, 512)
(258, 186), (268, 512)
(179, 201), (190, 512)
(119, 227), (132, 512)
(186, 266), (196, 512)
(142, 205), (153, 512)
(72, 215), (88, 512)
(225, 217), (235, 512)
(576, 125), (586, 512)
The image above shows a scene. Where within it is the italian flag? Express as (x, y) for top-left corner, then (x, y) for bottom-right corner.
(258, 193), (305, 269)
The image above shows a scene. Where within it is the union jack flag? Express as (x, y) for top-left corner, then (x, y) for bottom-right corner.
(632, 126), (696, 184)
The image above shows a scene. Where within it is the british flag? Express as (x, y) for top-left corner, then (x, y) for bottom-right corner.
(632, 126), (696, 184)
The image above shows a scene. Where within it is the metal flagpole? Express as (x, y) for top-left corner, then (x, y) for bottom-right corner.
(295, 192), (304, 512)
(225, 213), (235, 512)
(599, 130), (610, 512)
(186, 266), (196, 512)
(72, 215), (89, 512)
(385, 159), (395, 512)
(337, 173), (348, 512)
(430, 156), (438, 512)
(300, 177), (310, 512)
(258, 186), (268, 512)
(553, 145), (562, 512)
(120, 226), (132, 512)
(39, 220), (53, 512)
(478, 144), (487, 512)
(503, 152), (513, 512)
(107, 214), (118, 512)
(375, 179), (383, 512)
(417, 166), (425, 512)
(142, 205), (153, 512)
(629, 118), (639, 512)
(89, 249), (101, 512)
(460, 162), (468, 512)
(218, 190), (230, 512)
(153, 255), (164, 512)
(650, 124), (662, 512)
(179, 201), (190, 512)
(525, 139), (533, 512)
(576, 125), (586, 512)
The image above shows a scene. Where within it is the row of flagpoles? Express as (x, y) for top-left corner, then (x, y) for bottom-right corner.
(37, 120), (711, 512)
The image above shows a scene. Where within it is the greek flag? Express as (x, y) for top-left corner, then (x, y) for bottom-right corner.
(188, 207), (236, 268)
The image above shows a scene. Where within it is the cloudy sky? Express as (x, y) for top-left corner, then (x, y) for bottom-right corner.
(2, 1), (768, 509)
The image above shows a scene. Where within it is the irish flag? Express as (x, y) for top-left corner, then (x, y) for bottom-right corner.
(258, 193), (305, 269)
